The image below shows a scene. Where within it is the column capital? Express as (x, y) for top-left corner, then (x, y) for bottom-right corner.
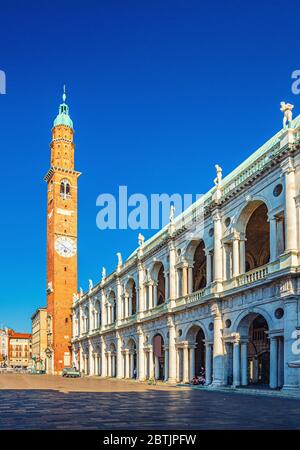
(212, 209), (221, 222)
(280, 157), (295, 174)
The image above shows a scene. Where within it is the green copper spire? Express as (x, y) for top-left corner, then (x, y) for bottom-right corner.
(53, 85), (73, 129)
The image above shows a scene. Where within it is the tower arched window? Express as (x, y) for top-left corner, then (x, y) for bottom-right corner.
(60, 179), (71, 199)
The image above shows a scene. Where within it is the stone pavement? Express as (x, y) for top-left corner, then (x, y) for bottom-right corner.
(0, 374), (300, 429)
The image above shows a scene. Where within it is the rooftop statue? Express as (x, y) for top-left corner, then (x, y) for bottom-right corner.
(88, 279), (93, 291)
(102, 266), (106, 281)
(117, 252), (122, 267)
(280, 101), (294, 128)
(138, 233), (145, 248)
(214, 164), (222, 187)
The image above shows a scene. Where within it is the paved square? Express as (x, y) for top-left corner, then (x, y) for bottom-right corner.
(0, 374), (300, 429)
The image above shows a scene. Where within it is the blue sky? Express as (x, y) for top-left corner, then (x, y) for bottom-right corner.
(0, 0), (299, 332)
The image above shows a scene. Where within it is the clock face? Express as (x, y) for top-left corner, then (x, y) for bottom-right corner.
(55, 236), (77, 258)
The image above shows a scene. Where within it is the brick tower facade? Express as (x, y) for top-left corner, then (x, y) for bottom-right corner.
(44, 88), (81, 374)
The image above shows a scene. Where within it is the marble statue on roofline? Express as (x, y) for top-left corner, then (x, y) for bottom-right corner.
(280, 101), (294, 128)
(138, 233), (145, 248)
(117, 252), (122, 268)
(214, 164), (222, 187)
(102, 266), (106, 281)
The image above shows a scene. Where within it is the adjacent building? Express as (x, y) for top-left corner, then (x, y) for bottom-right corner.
(0, 328), (9, 367)
(31, 307), (47, 371)
(8, 331), (32, 369)
(72, 108), (300, 391)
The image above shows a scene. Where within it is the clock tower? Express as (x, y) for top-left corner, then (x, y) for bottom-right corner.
(44, 88), (81, 374)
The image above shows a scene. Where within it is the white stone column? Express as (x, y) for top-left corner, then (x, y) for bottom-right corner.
(129, 294), (133, 316)
(164, 348), (169, 381)
(206, 251), (212, 285)
(176, 347), (180, 382)
(148, 283), (153, 309)
(153, 283), (158, 307)
(88, 342), (94, 376)
(270, 336), (278, 389)
(205, 343), (212, 385)
(101, 290), (106, 327)
(137, 327), (145, 381)
(212, 303), (224, 386)
(124, 293), (129, 317)
(155, 356), (160, 379)
(116, 333), (123, 379)
(130, 352), (134, 378)
(168, 316), (177, 383)
(232, 236), (240, 278)
(168, 241), (177, 305)
(269, 216), (278, 262)
(232, 339), (241, 387)
(125, 350), (130, 378)
(107, 352), (111, 377)
(165, 272), (170, 300)
(101, 337), (106, 377)
(241, 341), (248, 386)
(283, 297), (299, 390)
(182, 265), (188, 296)
(281, 159), (297, 252)
(183, 344), (189, 383)
(188, 266), (193, 294)
(138, 262), (145, 313)
(239, 239), (246, 274)
(189, 346), (195, 378)
(149, 348), (154, 379)
(213, 210), (223, 285)
(278, 337), (284, 388)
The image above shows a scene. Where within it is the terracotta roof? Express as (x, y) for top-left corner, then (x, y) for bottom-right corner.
(9, 331), (32, 339)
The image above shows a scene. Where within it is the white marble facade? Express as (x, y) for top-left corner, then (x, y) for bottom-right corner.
(72, 114), (300, 391)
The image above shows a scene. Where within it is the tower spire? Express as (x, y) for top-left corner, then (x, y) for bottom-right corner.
(62, 84), (66, 103)
(53, 85), (73, 129)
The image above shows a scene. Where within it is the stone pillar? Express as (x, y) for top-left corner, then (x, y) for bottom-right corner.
(182, 265), (188, 296)
(206, 250), (212, 285)
(283, 297), (299, 390)
(232, 339), (241, 387)
(239, 239), (246, 274)
(88, 342), (94, 376)
(278, 337), (284, 388)
(130, 352), (134, 378)
(164, 348), (169, 381)
(148, 283), (153, 309)
(205, 343), (212, 385)
(138, 262), (145, 313)
(116, 333), (123, 379)
(176, 347), (180, 382)
(107, 352), (111, 377)
(270, 336), (278, 389)
(125, 350), (130, 378)
(269, 215), (278, 262)
(232, 236), (240, 278)
(124, 293), (129, 317)
(188, 266), (193, 294)
(155, 356), (160, 379)
(189, 346), (195, 379)
(168, 316), (177, 383)
(101, 337), (106, 377)
(240, 341), (248, 386)
(101, 290), (106, 327)
(183, 344), (189, 383)
(213, 210), (223, 285)
(168, 241), (177, 305)
(212, 303), (224, 386)
(165, 272), (170, 300)
(137, 327), (145, 381)
(281, 159), (297, 253)
(129, 294), (133, 316)
(149, 348), (154, 379)
(153, 283), (158, 307)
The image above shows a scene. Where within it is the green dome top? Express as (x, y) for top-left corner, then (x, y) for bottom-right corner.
(53, 86), (73, 129)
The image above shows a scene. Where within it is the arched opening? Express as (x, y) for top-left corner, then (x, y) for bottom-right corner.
(237, 312), (271, 387)
(153, 334), (165, 380)
(94, 300), (101, 329)
(248, 315), (270, 386)
(128, 338), (137, 378)
(245, 203), (270, 272)
(109, 343), (116, 377)
(157, 265), (165, 305)
(83, 306), (89, 333)
(60, 179), (71, 199)
(108, 291), (116, 324)
(186, 325), (206, 381)
(126, 279), (137, 316)
(193, 241), (206, 291)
